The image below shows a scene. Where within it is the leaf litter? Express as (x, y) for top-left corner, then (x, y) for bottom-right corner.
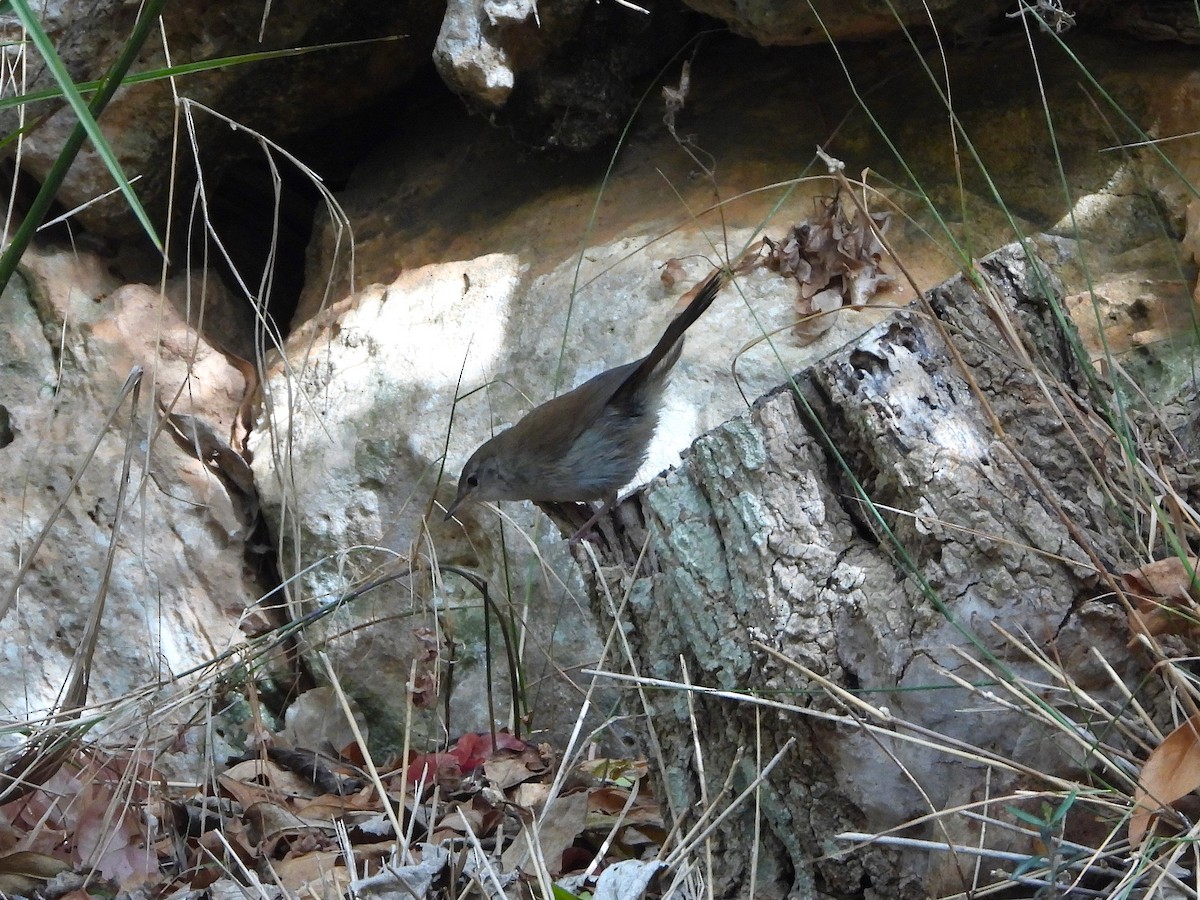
(0, 690), (667, 900)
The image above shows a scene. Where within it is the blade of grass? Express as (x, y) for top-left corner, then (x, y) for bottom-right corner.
(0, 8), (163, 287)
(6, 0), (163, 253)
(0, 36), (403, 114)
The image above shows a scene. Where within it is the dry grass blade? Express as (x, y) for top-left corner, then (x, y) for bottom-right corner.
(665, 738), (793, 866)
(0, 730), (81, 806)
(317, 651), (410, 862)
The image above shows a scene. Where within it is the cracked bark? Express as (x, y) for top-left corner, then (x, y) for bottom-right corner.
(573, 239), (1176, 898)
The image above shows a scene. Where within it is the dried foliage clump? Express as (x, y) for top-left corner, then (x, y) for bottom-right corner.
(764, 193), (895, 343)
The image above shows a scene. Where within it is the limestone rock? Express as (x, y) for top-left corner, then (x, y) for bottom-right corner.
(0, 247), (260, 734)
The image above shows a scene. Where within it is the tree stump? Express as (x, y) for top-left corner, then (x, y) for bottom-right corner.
(578, 239), (1174, 897)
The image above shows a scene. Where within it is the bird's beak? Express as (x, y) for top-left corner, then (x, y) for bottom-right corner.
(443, 489), (466, 521)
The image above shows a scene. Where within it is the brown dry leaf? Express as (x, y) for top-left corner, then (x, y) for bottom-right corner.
(198, 825), (255, 871)
(434, 796), (500, 840)
(294, 790), (378, 821)
(1124, 556), (1200, 599)
(0, 851), (71, 896)
(1129, 713), (1200, 846)
(73, 786), (158, 888)
(1123, 556), (1200, 646)
(270, 849), (348, 895)
(409, 672), (439, 710)
(511, 781), (553, 810)
(502, 790), (588, 876)
(484, 745), (551, 790)
(1, 755), (159, 888)
(243, 800), (333, 855)
(220, 758), (318, 808)
(587, 787), (663, 827)
(410, 628), (442, 709)
(281, 687), (367, 756)
(0, 851), (71, 879)
(660, 258), (687, 289)
(765, 195), (894, 346)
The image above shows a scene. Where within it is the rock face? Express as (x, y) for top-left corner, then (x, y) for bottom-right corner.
(682, 0), (1006, 46)
(0, 248), (260, 732)
(245, 27), (1200, 775)
(6, 0), (1170, 249)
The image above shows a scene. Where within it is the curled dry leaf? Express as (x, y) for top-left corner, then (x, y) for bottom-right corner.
(220, 758), (321, 808)
(765, 193), (896, 345)
(431, 795), (504, 844)
(242, 800), (329, 854)
(1129, 712), (1200, 846)
(409, 671), (438, 710)
(409, 626), (443, 709)
(271, 849), (348, 895)
(660, 258), (687, 289)
(483, 744), (551, 790)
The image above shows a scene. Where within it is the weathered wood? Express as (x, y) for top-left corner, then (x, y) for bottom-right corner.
(584, 239), (1152, 898)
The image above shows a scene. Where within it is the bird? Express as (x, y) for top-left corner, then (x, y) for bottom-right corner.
(444, 269), (727, 533)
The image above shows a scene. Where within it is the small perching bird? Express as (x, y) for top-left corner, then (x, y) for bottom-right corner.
(445, 270), (727, 533)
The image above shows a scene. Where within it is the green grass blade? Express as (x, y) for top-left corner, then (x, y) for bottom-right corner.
(0, 0), (170, 295)
(0, 36), (402, 113)
(8, 0), (163, 252)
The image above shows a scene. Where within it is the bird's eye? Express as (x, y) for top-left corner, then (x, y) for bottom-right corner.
(467, 474), (479, 488)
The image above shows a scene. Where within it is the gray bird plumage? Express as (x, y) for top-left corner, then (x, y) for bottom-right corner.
(445, 270), (727, 520)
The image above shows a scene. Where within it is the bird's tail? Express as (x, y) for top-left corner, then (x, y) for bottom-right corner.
(613, 269), (727, 404)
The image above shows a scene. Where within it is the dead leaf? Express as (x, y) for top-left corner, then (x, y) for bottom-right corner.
(281, 687), (367, 757)
(588, 787), (663, 827)
(294, 791), (377, 820)
(593, 858), (667, 900)
(352, 843), (449, 899)
(220, 758), (319, 808)
(1129, 712), (1200, 846)
(765, 194), (894, 346)
(484, 745), (550, 790)
(1124, 556), (1200, 600)
(1123, 556), (1200, 646)
(660, 259), (686, 289)
(0, 850), (71, 895)
(243, 801), (334, 856)
(433, 795), (503, 842)
(502, 790), (588, 876)
(270, 849), (347, 894)
(511, 781), (553, 809)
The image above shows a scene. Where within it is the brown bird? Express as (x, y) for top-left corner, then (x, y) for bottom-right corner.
(444, 270), (727, 528)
